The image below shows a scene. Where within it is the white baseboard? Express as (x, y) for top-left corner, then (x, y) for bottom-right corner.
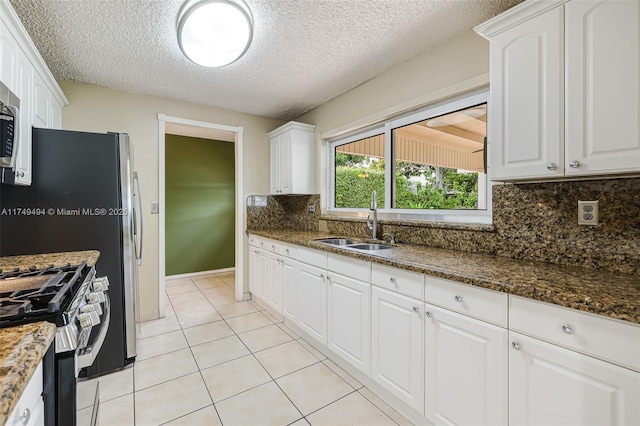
(166, 267), (235, 280)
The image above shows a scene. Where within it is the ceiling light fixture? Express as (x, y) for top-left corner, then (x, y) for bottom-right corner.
(177, 0), (253, 67)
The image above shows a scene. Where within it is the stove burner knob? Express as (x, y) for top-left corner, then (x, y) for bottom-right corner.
(78, 310), (100, 329)
(92, 277), (110, 292)
(86, 291), (106, 304)
(81, 303), (103, 316)
(78, 313), (94, 329)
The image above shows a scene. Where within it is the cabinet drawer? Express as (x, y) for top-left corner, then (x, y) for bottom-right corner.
(248, 235), (260, 247)
(265, 239), (282, 255)
(249, 235), (268, 250)
(425, 276), (508, 327)
(295, 246), (327, 269)
(328, 253), (370, 282)
(280, 243), (296, 258)
(371, 263), (424, 301)
(510, 296), (640, 372)
(9, 361), (43, 425)
(248, 235), (265, 248)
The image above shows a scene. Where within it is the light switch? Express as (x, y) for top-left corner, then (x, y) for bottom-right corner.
(151, 202), (159, 214)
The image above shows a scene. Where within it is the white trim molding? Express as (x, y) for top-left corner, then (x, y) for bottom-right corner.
(157, 113), (245, 318)
(166, 267), (235, 281)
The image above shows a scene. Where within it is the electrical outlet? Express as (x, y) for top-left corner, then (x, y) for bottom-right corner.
(578, 200), (599, 226)
(308, 203), (316, 213)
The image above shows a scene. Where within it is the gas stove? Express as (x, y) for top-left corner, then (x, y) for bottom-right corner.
(0, 261), (111, 425)
(0, 262), (110, 355)
(1, 263), (89, 324)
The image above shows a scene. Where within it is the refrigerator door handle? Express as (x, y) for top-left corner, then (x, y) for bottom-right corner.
(133, 171), (143, 266)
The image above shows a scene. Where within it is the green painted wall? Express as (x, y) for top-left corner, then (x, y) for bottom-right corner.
(165, 135), (235, 276)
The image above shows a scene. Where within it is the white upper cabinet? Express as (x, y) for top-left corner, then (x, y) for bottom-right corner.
(565, 0), (640, 176)
(0, 1), (67, 185)
(0, 20), (19, 93)
(484, 5), (564, 180)
(268, 121), (316, 195)
(476, 0), (640, 181)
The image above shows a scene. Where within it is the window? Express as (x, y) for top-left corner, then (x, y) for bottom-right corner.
(333, 129), (385, 209)
(329, 90), (490, 221)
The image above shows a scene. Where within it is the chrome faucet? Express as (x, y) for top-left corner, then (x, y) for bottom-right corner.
(367, 190), (378, 239)
(383, 233), (396, 244)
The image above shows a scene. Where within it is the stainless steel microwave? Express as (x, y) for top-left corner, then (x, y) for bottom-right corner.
(0, 101), (18, 168)
(0, 81), (19, 169)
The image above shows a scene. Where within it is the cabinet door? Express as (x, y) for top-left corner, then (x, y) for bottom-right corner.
(424, 304), (507, 426)
(297, 262), (327, 346)
(32, 70), (50, 128)
(488, 6), (563, 180)
(14, 48), (33, 185)
(248, 247), (258, 295)
(0, 21), (18, 93)
(565, 0), (640, 176)
(267, 253), (283, 313)
(269, 136), (281, 194)
(509, 332), (640, 425)
(256, 249), (268, 302)
(282, 256), (297, 322)
(327, 273), (370, 375)
(50, 100), (62, 129)
(279, 130), (292, 194)
(249, 246), (265, 298)
(371, 286), (424, 414)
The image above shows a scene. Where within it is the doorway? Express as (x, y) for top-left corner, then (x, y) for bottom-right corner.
(157, 114), (244, 317)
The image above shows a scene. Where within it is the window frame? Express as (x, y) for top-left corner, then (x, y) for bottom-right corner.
(327, 89), (492, 224)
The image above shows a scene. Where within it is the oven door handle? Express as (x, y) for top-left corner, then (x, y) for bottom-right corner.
(77, 293), (111, 372)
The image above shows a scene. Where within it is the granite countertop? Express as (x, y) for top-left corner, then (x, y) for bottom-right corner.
(0, 322), (56, 425)
(0, 250), (100, 272)
(248, 229), (640, 325)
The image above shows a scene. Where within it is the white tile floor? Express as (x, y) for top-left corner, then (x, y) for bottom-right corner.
(80, 272), (413, 425)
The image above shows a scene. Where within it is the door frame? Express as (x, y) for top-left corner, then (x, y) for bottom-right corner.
(157, 114), (244, 317)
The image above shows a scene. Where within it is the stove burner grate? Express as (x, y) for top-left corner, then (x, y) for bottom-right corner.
(0, 262), (89, 323)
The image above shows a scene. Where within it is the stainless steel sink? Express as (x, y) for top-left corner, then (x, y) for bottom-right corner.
(346, 243), (393, 251)
(315, 238), (355, 246)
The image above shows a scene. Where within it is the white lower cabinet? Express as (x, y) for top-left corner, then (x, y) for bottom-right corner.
(424, 304), (508, 425)
(249, 236), (296, 318)
(248, 243), (268, 303)
(256, 249), (268, 302)
(509, 331), (640, 425)
(327, 272), (371, 375)
(296, 262), (328, 346)
(267, 252), (283, 312)
(249, 237), (640, 425)
(248, 246), (258, 295)
(371, 286), (424, 415)
(281, 255), (297, 322)
(8, 361), (44, 426)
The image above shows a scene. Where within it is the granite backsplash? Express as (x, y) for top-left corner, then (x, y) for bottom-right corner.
(247, 177), (640, 274)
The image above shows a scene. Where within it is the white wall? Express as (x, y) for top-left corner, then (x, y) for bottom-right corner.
(58, 80), (283, 320)
(295, 30), (490, 196)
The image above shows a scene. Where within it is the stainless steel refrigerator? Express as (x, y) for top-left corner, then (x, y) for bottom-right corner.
(0, 128), (142, 377)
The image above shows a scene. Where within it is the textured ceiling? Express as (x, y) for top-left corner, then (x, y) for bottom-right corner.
(10, 0), (521, 121)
